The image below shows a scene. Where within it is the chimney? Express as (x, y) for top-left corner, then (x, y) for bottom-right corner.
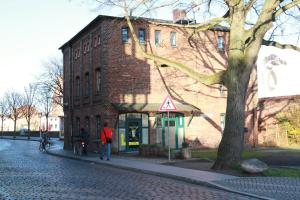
(173, 9), (187, 22)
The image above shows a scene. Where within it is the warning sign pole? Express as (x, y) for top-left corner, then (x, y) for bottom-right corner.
(167, 111), (170, 161)
(159, 95), (177, 162)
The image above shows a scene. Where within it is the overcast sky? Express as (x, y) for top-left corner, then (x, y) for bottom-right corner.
(0, 0), (99, 96)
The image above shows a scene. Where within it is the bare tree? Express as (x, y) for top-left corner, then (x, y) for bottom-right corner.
(23, 83), (38, 139)
(0, 97), (9, 138)
(37, 88), (53, 132)
(5, 91), (24, 138)
(91, 0), (300, 169)
(39, 57), (63, 107)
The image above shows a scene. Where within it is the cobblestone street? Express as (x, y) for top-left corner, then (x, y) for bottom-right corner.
(0, 140), (258, 200)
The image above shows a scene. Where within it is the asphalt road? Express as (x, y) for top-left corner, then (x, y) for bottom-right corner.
(0, 140), (258, 200)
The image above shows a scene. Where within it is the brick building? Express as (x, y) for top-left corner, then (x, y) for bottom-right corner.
(60, 13), (232, 152)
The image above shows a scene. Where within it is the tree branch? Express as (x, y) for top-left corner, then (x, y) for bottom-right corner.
(274, 0), (300, 18)
(123, 10), (225, 85)
(262, 39), (300, 51)
(245, 0), (257, 13)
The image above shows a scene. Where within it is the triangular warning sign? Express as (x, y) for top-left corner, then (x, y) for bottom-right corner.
(159, 95), (177, 111)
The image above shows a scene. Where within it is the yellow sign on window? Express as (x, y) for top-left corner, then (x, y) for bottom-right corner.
(129, 141), (139, 146)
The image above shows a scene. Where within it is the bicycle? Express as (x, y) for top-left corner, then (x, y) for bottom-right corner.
(39, 138), (51, 152)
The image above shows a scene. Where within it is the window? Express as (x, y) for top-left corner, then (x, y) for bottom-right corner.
(85, 72), (90, 96)
(94, 37), (97, 47)
(75, 76), (80, 97)
(220, 113), (226, 132)
(219, 84), (226, 96)
(97, 35), (101, 45)
(121, 27), (129, 43)
(95, 115), (101, 139)
(155, 30), (161, 45)
(170, 32), (176, 47)
(217, 36), (225, 51)
(76, 117), (80, 134)
(95, 69), (101, 94)
(85, 116), (90, 133)
(138, 28), (146, 43)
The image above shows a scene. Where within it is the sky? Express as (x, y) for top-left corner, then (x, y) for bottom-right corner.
(1, 0), (299, 97)
(0, 0), (102, 96)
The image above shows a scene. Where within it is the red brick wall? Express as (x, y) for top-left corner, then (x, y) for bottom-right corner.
(62, 16), (230, 150)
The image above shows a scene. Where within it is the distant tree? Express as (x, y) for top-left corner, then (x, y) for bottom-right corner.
(5, 91), (24, 138)
(0, 97), (9, 137)
(23, 83), (38, 139)
(39, 57), (63, 107)
(92, 0), (300, 169)
(37, 88), (53, 132)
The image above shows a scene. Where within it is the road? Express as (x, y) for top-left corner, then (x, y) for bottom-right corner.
(0, 140), (258, 200)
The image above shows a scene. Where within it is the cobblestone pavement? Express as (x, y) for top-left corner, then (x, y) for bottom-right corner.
(215, 177), (300, 200)
(0, 140), (258, 200)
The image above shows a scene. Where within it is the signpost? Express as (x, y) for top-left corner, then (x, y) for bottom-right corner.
(159, 95), (176, 161)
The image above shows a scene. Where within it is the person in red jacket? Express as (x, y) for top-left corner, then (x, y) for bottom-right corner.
(100, 122), (113, 160)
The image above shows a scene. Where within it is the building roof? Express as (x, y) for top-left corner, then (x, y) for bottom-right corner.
(59, 15), (229, 50)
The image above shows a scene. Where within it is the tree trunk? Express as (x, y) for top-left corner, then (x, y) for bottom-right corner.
(27, 119), (31, 140)
(13, 119), (17, 139)
(212, 60), (252, 169)
(1, 118), (3, 138)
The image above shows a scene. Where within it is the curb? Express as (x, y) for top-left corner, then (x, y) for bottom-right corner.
(47, 149), (273, 200)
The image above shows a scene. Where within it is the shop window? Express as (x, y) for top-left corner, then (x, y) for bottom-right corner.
(127, 113), (141, 119)
(121, 27), (129, 43)
(142, 113), (148, 127)
(118, 114), (126, 127)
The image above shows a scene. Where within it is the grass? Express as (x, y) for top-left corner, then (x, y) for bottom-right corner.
(191, 149), (300, 177)
(191, 149), (300, 160)
(263, 167), (300, 177)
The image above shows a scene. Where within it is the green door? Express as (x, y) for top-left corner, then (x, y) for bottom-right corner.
(160, 112), (184, 149)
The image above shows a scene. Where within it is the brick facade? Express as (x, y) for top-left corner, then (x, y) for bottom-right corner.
(60, 15), (254, 152)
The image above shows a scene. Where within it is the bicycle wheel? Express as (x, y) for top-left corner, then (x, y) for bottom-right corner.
(39, 142), (44, 152)
(45, 142), (51, 151)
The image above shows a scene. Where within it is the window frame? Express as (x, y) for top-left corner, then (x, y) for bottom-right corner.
(217, 36), (225, 51)
(95, 68), (101, 95)
(121, 27), (129, 43)
(138, 28), (146, 44)
(155, 30), (161, 45)
(84, 72), (90, 96)
(170, 32), (176, 47)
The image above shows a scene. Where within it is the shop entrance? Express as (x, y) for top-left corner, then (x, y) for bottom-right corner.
(118, 113), (149, 152)
(126, 119), (142, 151)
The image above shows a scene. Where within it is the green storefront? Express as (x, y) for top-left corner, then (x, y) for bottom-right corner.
(117, 111), (184, 152)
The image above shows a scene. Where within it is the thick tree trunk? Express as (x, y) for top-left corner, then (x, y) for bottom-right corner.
(212, 62), (252, 169)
